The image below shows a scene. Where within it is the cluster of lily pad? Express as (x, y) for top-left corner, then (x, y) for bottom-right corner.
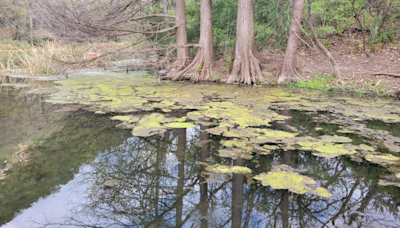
(44, 70), (400, 196)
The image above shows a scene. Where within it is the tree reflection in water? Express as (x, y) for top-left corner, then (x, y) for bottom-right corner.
(40, 124), (400, 228)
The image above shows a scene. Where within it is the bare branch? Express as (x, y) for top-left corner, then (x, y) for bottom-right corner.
(130, 14), (177, 21)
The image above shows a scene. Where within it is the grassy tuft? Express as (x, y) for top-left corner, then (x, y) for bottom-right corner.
(291, 74), (334, 91)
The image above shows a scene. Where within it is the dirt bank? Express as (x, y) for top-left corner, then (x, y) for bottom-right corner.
(259, 36), (400, 97)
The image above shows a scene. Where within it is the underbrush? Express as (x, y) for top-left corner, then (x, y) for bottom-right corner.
(290, 74), (335, 91)
(0, 40), (133, 76)
(288, 74), (395, 98)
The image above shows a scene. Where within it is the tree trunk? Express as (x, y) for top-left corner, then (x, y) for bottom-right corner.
(306, 0), (341, 78)
(199, 124), (210, 228)
(174, 0), (190, 70)
(163, 0), (168, 15)
(28, 0), (34, 45)
(278, 0), (305, 84)
(231, 158), (245, 228)
(175, 128), (186, 227)
(226, 0), (265, 85)
(351, 0), (369, 57)
(172, 0), (213, 81)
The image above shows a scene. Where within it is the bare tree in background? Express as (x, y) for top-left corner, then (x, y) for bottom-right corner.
(0, 0), (34, 41)
(278, 0), (305, 84)
(33, 0), (187, 67)
(306, 0), (341, 78)
(163, 0), (168, 15)
(27, 0), (34, 45)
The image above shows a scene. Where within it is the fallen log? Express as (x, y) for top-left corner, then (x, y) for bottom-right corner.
(371, 72), (400, 77)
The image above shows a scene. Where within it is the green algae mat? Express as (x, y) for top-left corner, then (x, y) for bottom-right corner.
(46, 70), (400, 197)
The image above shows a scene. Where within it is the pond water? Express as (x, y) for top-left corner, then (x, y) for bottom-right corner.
(1, 71), (400, 228)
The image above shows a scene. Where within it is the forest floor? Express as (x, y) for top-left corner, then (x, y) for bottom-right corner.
(256, 36), (400, 97)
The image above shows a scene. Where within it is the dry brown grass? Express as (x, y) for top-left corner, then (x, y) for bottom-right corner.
(0, 40), (132, 76)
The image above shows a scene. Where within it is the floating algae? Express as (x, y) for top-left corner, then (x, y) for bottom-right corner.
(7, 69), (400, 227)
(254, 165), (332, 197)
(163, 122), (196, 128)
(218, 139), (255, 160)
(313, 144), (357, 158)
(296, 138), (375, 158)
(249, 129), (297, 144)
(174, 117), (187, 122)
(110, 115), (140, 123)
(319, 135), (353, 143)
(205, 164), (252, 175)
(46, 70), (400, 180)
(378, 179), (400, 187)
(110, 113), (196, 135)
(222, 139), (253, 152)
(365, 153), (400, 166)
(201, 101), (274, 127)
(48, 71), (400, 129)
(131, 113), (168, 137)
(219, 148), (254, 160)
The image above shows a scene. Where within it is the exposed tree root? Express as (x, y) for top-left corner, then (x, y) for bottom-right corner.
(277, 0), (305, 84)
(226, 51), (266, 85)
(167, 48), (212, 81)
(168, 0), (213, 82)
(277, 65), (303, 84)
(167, 57), (189, 76)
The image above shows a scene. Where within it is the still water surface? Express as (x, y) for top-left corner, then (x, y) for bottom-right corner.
(1, 77), (400, 228)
